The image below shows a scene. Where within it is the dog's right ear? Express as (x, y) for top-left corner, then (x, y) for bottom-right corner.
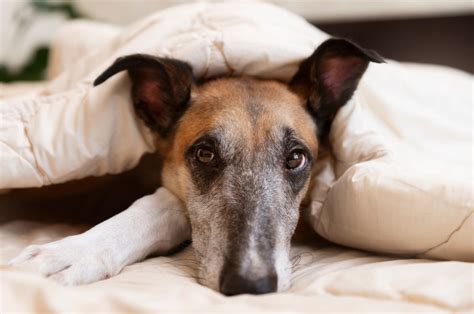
(290, 38), (384, 140)
(94, 54), (194, 136)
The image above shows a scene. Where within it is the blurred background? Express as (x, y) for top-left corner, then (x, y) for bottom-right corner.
(0, 0), (473, 81)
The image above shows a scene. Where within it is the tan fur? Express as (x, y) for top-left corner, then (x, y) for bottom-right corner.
(161, 77), (319, 201)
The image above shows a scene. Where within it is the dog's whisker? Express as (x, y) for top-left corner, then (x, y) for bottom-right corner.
(164, 263), (202, 273)
(168, 272), (205, 282)
(161, 258), (202, 266)
(289, 269), (313, 284)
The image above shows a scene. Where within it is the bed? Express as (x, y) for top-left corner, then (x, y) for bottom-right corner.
(1, 3), (472, 312)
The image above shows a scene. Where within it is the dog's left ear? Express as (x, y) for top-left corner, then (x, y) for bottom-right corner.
(290, 38), (384, 139)
(94, 54), (194, 136)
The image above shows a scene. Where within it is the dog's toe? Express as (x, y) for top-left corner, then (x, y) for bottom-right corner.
(9, 237), (117, 286)
(9, 245), (72, 276)
(35, 252), (72, 276)
(8, 245), (41, 265)
(9, 238), (78, 276)
(49, 256), (111, 285)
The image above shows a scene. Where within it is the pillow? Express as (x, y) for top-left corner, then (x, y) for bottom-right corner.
(307, 62), (473, 261)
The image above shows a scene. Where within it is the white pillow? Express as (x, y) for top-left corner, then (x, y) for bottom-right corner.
(307, 62), (473, 262)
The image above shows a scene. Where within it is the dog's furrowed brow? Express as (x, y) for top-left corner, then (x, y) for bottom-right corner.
(190, 134), (219, 148)
(186, 129), (238, 160)
(281, 127), (313, 157)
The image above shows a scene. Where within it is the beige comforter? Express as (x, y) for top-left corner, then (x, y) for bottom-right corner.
(1, 221), (472, 312)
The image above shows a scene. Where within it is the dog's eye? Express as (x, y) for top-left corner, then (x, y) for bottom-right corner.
(286, 150), (306, 170)
(196, 148), (215, 164)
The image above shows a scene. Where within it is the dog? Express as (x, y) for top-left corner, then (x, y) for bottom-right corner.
(10, 38), (383, 295)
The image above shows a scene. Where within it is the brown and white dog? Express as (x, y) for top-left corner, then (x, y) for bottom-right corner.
(10, 38), (383, 295)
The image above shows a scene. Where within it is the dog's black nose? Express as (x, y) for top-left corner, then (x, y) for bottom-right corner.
(219, 272), (278, 296)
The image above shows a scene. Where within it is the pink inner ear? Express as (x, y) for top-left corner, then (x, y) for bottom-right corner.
(135, 72), (167, 115)
(320, 56), (362, 101)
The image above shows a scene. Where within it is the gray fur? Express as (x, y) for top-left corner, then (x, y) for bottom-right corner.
(185, 119), (311, 292)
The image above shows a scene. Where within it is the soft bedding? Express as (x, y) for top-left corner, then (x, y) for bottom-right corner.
(0, 2), (473, 312)
(1, 222), (472, 312)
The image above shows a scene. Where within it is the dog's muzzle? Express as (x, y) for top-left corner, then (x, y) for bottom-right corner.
(219, 268), (278, 295)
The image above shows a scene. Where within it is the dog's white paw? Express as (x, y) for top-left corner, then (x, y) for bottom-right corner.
(9, 235), (117, 285)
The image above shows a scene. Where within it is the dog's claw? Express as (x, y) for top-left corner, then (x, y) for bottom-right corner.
(8, 244), (41, 265)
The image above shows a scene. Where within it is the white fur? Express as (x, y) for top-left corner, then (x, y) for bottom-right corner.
(9, 187), (191, 285)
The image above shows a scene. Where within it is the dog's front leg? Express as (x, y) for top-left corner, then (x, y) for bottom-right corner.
(9, 187), (190, 285)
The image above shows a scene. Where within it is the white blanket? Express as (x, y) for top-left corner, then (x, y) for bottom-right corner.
(0, 2), (472, 264)
(1, 221), (472, 312)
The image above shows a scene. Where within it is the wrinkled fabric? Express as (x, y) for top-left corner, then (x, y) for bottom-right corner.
(309, 62), (473, 262)
(1, 222), (473, 313)
(0, 2), (326, 189)
(0, 1), (472, 271)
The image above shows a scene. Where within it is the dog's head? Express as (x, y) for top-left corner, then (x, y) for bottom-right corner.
(95, 38), (383, 295)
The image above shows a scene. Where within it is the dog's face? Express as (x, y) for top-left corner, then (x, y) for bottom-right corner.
(95, 38), (383, 295)
(162, 77), (318, 294)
